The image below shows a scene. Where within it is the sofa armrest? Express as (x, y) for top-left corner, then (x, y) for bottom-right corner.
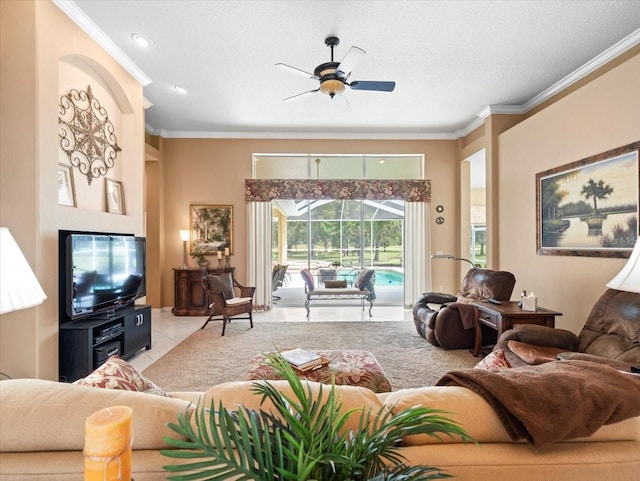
(495, 323), (579, 352)
(557, 352), (637, 372)
(418, 292), (457, 305)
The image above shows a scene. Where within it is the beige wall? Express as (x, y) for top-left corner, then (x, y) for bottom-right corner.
(498, 51), (640, 333)
(161, 138), (460, 307)
(0, 0), (145, 380)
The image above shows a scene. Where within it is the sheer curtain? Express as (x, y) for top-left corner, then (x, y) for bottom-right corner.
(404, 202), (429, 308)
(247, 201), (272, 311)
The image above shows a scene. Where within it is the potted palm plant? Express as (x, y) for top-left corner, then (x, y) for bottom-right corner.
(161, 353), (471, 480)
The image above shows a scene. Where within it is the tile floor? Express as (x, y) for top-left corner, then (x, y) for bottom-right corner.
(129, 305), (412, 372)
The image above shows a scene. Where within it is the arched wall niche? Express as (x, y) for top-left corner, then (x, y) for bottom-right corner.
(58, 55), (136, 213)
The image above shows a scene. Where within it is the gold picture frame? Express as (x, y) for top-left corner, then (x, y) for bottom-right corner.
(536, 141), (639, 258)
(57, 163), (76, 207)
(105, 178), (126, 215)
(190, 204), (233, 255)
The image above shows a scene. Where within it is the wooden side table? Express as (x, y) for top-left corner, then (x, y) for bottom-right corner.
(471, 300), (562, 347)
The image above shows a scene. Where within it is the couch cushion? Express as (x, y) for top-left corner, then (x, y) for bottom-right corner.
(507, 340), (566, 365)
(300, 268), (315, 291)
(382, 385), (640, 445)
(354, 269), (375, 290)
(383, 386), (511, 445)
(74, 355), (169, 396)
(475, 349), (512, 369)
(207, 272), (235, 299)
(0, 379), (192, 452)
(197, 380), (384, 435)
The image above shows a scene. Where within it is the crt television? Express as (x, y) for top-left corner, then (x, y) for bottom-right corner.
(58, 230), (146, 322)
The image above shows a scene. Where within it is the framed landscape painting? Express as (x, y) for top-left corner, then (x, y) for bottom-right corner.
(536, 141), (639, 258)
(190, 204), (233, 256)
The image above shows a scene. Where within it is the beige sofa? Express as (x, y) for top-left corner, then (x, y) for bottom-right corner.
(1, 377), (639, 481)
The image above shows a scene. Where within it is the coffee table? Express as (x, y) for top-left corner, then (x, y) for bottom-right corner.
(246, 349), (392, 393)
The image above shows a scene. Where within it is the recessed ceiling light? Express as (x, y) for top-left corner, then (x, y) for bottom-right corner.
(379, 159), (386, 164)
(174, 85), (189, 95)
(130, 33), (152, 47)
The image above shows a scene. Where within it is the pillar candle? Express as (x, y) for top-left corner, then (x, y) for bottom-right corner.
(84, 405), (133, 481)
(224, 247), (230, 256)
(217, 251), (222, 260)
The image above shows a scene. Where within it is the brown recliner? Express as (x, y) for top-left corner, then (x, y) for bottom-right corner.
(413, 268), (516, 351)
(494, 288), (640, 369)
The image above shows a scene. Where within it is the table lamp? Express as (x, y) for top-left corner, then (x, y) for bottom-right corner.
(179, 230), (190, 269)
(0, 227), (47, 315)
(606, 238), (640, 293)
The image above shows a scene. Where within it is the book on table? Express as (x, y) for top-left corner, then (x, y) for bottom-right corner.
(281, 348), (322, 371)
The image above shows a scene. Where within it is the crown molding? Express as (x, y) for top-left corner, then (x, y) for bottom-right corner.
(523, 27), (640, 112)
(143, 127), (459, 140)
(52, 0), (152, 86)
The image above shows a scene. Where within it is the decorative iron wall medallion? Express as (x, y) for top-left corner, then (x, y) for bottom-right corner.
(58, 85), (121, 185)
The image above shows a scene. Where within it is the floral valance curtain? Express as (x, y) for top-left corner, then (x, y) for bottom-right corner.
(245, 179), (431, 202)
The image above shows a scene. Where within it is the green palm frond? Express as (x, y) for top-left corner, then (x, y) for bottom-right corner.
(162, 352), (473, 480)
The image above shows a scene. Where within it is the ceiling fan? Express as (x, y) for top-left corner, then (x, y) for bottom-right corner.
(276, 36), (396, 106)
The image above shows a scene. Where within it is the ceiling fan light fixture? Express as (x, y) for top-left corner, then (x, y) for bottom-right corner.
(319, 78), (345, 96)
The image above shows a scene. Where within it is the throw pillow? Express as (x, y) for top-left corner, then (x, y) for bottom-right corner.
(507, 340), (566, 365)
(300, 268), (315, 291)
(474, 349), (511, 370)
(354, 269), (375, 290)
(74, 355), (169, 397)
(324, 280), (347, 288)
(207, 272), (235, 299)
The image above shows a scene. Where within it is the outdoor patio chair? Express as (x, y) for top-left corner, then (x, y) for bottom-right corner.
(271, 264), (288, 300)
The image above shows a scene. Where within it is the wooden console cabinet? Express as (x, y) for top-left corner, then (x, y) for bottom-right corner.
(59, 304), (151, 382)
(173, 267), (235, 316)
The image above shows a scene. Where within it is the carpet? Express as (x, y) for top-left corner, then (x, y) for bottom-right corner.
(143, 321), (479, 392)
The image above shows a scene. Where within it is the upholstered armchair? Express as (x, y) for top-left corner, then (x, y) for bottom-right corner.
(493, 288), (640, 369)
(413, 268), (516, 353)
(201, 272), (256, 336)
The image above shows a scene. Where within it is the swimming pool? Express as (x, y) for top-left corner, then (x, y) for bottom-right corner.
(335, 268), (404, 286)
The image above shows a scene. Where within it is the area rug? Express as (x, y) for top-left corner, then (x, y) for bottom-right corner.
(143, 321), (479, 392)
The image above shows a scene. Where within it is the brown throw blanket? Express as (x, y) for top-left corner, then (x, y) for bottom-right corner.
(448, 303), (478, 330)
(437, 360), (640, 447)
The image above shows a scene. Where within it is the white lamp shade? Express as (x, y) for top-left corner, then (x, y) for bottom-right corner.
(0, 227), (47, 314)
(179, 230), (190, 242)
(606, 238), (640, 293)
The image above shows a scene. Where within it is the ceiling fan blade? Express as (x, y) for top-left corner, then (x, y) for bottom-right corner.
(275, 63), (318, 80)
(282, 89), (319, 102)
(349, 80), (396, 92)
(332, 93), (351, 111)
(336, 46), (366, 79)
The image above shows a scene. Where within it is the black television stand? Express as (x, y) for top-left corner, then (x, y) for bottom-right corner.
(59, 304), (151, 382)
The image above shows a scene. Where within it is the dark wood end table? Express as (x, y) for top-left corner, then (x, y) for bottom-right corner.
(470, 300), (562, 354)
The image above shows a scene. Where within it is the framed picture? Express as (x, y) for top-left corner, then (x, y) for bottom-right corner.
(190, 204), (233, 255)
(536, 141), (639, 258)
(105, 178), (126, 215)
(57, 163), (76, 207)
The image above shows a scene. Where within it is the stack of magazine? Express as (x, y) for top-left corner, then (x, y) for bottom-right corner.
(280, 348), (325, 372)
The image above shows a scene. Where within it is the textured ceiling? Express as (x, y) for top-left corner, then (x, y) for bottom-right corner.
(62, 0), (640, 138)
